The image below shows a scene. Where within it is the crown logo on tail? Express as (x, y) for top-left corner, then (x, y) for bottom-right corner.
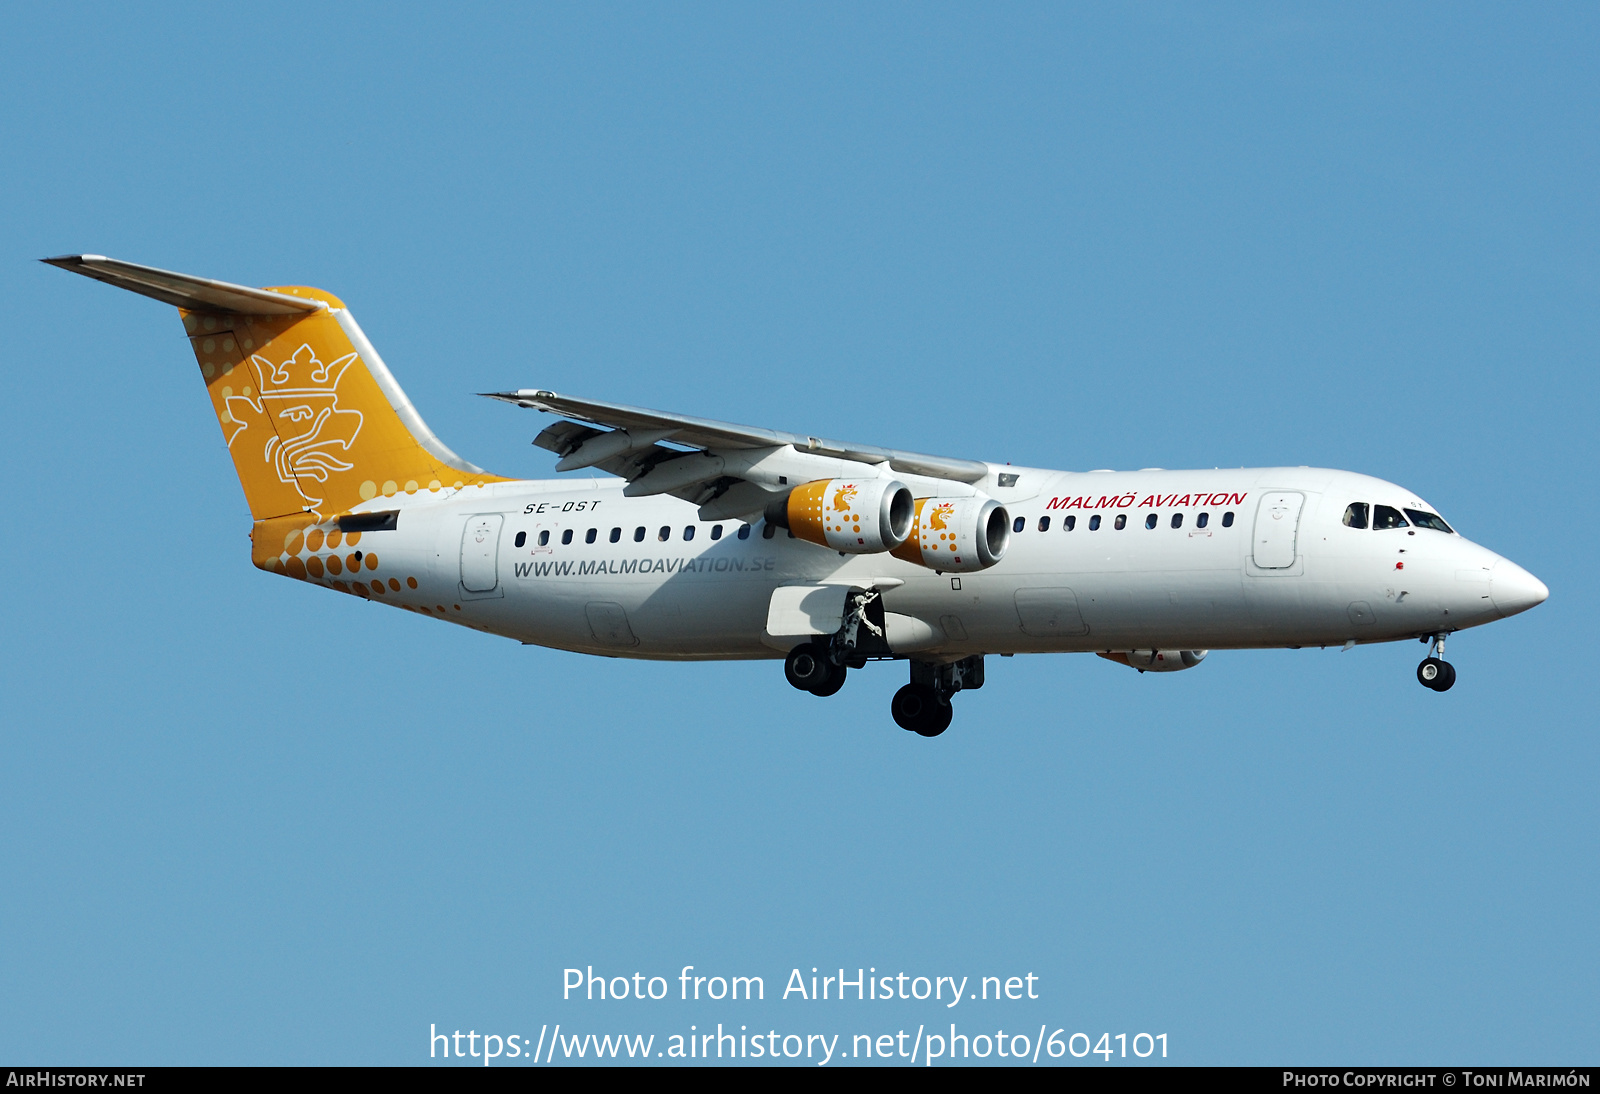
(223, 343), (364, 516)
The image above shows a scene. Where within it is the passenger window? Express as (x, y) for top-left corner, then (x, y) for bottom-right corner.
(514, 531), (527, 548)
(1144, 513), (1158, 530)
(1114, 514), (1127, 530)
(710, 524), (723, 540)
(586, 528), (597, 544)
(658, 526), (671, 542)
(561, 529), (573, 545)
(1222, 511), (1234, 527)
(1373, 505), (1408, 530)
(1343, 502), (1369, 529)
(1064, 515), (1076, 531)
(1013, 516), (1026, 533)
(1196, 512), (1209, 529)
(738, 524), (751, 540)
(762, 523), (777, 539)
(633, 526), (646, 542)
(683, 526), (695, 541)
(1089, 515), (1101, 531)
(1171, 513), (1183, 529)
(538, 530), (550, 546)
(1404, 509), (1454, 534)
(610, 527), (621, 543)
(1037, 516), (1050, 532)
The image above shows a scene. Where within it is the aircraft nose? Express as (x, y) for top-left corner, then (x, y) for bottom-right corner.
(1490, 558), (1550, 618)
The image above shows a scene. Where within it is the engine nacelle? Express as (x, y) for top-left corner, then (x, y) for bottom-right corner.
(1098, 649), (1208, 672)
(769, 478), (915, 553)
(889, 496), (1010, 573)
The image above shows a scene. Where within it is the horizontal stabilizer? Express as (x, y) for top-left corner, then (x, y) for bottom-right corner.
(41, 255), (323, 315)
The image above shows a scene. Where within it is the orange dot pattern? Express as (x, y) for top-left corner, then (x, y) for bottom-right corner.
(251, 515), (449, 622)
(889, 497), (984, 572)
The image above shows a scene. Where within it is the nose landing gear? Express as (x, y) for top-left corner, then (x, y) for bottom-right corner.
(1417, 634), (1456, 692)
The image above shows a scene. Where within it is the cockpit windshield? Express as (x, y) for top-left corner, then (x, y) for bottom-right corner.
(1345, 500), (1455, 534)
(1372, 504), (1408, 530)
(1404, 509), (1454, 534)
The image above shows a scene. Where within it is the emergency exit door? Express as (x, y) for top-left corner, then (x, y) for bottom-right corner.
(1252, 492), (1304, 569)
(460, 514), (503, 592)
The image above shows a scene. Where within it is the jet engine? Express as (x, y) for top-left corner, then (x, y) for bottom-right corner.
(889, 496), (1010, 573)
(767, 478), (915, 553)
(1098, 649), (1208, 672)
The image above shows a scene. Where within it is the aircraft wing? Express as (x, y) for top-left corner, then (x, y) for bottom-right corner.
(482, 389), (991, 521)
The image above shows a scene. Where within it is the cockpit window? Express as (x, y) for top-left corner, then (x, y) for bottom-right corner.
(1404, 509), (1454, 534)
(1343, 502), (1369, 529)
(1373, 505), (1408, 530)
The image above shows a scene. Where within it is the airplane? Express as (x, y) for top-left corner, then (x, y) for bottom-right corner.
(44, 255), (1549, 736)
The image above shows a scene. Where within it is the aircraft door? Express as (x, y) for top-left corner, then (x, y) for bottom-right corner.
(460, 514), (503, 592)
(1014, 587), (1090, 637)
(1252, 492), (1304, 569)
(586, 602), (639, 648)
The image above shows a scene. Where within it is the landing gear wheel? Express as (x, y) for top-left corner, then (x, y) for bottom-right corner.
(891, 684), (934, 731)
(786, 642), (844, 696)
(1417, 657), (1456, 691)
(916, 701), (953, 738)
(785, 643), (836, 693)
(810, 666), (847, 697)
(891, 683), (951, 736)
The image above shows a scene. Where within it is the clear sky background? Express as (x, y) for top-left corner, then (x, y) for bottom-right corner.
(0, 3), (1594, 1066)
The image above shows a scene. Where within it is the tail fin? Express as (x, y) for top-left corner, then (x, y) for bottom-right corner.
(45, 256), (502, 522)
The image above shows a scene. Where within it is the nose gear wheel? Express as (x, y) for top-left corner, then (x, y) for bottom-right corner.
(1416, 633), (1456, 692)
(1417, 657), (1455, 691)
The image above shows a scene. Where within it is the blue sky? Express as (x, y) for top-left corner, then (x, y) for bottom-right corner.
(0, 3), (1594, 1065)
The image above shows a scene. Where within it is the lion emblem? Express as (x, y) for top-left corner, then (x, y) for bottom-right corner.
(224, 343), (364, 516)
(831, 483), (859, 512)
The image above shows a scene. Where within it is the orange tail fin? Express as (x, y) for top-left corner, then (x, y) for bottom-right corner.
(46, 255), (503, 522)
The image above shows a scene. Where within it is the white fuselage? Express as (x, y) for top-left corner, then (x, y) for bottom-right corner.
(319, 465), (1546, 662)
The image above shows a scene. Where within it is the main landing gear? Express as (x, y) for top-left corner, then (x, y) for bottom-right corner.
(783, 587), (887, 699)
(1417, 633), (1456, 692)
(891, 683), (952, 737)
(783, 640), (985, 737)
(782, 587), (984, 735)
(784, 641), (848, 697)
(892, 656), (984, 737)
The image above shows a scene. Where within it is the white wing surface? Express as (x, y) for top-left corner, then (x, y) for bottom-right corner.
(483, 389), (992, 520)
